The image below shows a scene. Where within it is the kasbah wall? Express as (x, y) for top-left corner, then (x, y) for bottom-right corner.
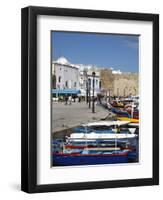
(100, 69), (139, 97)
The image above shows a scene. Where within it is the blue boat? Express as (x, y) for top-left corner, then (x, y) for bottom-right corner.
(52, 120), (138, 166)
(53, 138), (131, 148)
(53, 150), (130, 166)
(73, 127), (113, 133)
(110, 107), (131, 117)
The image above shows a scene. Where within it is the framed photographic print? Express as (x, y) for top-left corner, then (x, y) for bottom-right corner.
(21, 6), (159, 193)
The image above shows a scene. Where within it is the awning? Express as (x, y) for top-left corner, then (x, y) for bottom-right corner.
(52, 89), (81, 94)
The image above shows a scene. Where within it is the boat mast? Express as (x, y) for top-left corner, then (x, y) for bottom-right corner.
(84, 124), (88, 151)
(131, 103), (134, 118)
(114, 125), (117, 151)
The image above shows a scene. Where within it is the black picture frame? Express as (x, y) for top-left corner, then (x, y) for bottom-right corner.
(21, 6), (159, 193)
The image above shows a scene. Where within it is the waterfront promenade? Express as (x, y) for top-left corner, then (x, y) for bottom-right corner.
(52, 101), (110, 134)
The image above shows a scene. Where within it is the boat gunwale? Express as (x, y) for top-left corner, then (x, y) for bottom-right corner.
(53, 152), (129, 157)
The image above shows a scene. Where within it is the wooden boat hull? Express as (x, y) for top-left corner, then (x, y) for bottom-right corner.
(53, 152), (129, 166)
(69, 132), (137, 140)
(128, 123), (139, 127)
(110, 107), (131, 117)
(117, 117), (139, 123)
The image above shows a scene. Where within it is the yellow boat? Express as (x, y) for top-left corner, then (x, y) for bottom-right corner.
(117, 117), (139, 123)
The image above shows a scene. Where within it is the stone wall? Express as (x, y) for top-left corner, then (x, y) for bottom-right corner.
(100, 69), (139, 96)
(113, 73), (139, 96)
(100, 69), (114, 96)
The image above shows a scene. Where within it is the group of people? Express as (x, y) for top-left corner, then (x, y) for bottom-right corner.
(65, 95), (81, 105)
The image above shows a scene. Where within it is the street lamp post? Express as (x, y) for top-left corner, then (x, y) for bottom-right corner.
(92, 71), (95, 113)
(88, 78), (91, 108)
(86, 80), (88, 103)
(83, 69), (88, 103)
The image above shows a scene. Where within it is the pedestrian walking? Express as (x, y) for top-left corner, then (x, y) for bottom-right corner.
(68, 95), (72, 105)
(65, 95), (68, 105)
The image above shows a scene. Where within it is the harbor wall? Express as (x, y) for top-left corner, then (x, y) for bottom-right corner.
(100, 69), (139, 96)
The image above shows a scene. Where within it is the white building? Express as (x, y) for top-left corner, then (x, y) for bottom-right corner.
(79, 67), (101, 96)
(52, 57), (80, 90)
(52, 57), (101, 97)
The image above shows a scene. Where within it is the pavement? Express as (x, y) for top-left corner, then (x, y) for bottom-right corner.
(52, 101), (111, 134)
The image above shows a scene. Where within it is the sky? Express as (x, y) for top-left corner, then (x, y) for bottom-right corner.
(51, 31), (139, 72)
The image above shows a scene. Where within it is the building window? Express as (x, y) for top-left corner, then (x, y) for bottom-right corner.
(58, 76), (61, 83)
(88, 78), (91, 88)
(52, 75), (56, 89)
(96, 79), (98, 86)
(99, 81), (101, 89)
(65, 81), (68, 88)
(74, 82), (76, 87)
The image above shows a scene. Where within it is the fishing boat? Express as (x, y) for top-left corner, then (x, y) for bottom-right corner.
(128, 123), (139, 127)
(52, 119), (138, 166)
(110, 100), (124, 108)
(53, 149), (131, 166)
(72, 120), (129, 133)
(62, 139), (131, 149)
(86, 120), (130, 127)
(64, 145), (121, 150)
(68, 131), (137, 141)
(117, 117), (139, 123)
(108, 98), (139, 119)
(63, 140), (130, 149)
(110, 107), (131, 117)
(68, 121), (137, 142)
